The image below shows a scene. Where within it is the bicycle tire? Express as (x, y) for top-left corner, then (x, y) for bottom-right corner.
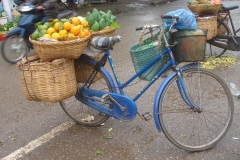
(1, 35), (27, 64)
(60, 59), (113, 127)
(205, 18), (230, 57)
(158, 68), (234, 152)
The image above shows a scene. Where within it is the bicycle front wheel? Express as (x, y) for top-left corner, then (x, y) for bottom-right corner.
(60, 59), (113, 127)
(205, 18), (230, 57)
(158, 68), (234, 152)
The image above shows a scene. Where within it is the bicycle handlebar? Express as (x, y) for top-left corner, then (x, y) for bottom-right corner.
(136, 15), (179, 31)
(136, 25), (160, 31)
(161, 15), (179, 20)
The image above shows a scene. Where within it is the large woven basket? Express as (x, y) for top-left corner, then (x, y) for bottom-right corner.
(188, 4), (222, 15)
(75, 53), (104, 84)
(29, 35), (90, 61)
(90, 27), (116, 37)
(196, 16), (217, 40)
(217, 13), (229, 35)
(17, 55), (77, 102)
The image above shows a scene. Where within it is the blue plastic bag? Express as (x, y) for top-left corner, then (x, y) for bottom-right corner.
(163, 9), (197, 30)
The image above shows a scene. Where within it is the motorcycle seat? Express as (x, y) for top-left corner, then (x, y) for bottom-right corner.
(57, 10), (77, 19)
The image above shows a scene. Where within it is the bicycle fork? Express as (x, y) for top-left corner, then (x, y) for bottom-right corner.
(175, 68), (201, 112)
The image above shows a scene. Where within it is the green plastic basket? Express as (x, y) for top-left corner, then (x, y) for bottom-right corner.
(129, 32), (169, 81)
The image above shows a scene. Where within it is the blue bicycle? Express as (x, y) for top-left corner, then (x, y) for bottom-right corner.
(60, 15), (234, 152)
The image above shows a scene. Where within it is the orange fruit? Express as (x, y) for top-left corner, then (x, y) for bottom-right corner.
(71, 17), (79, 26)
(70, 25), (81, 36)
(46, 27), (55, 35)
(83, 29), (90, 36)
(79, 31), (86, 38)
(59, 29), (67, 36)
(81, 20), (88, 28)
(43, 34), (51, 38)
(54, 22), (60, 31)
(63, 22), (72, 31)
(51, 32), (60, 40)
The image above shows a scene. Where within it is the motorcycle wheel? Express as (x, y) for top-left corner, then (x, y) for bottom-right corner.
(1, 35), (28, 64)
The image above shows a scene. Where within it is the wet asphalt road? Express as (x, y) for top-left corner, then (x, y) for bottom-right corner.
(1, 0), (240, 159)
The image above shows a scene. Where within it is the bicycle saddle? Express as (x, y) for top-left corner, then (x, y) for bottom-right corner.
(91, 36), (121, 50)
(222, 6), (239, 11)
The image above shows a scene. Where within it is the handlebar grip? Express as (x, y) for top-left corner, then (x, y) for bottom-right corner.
(136, 27), (143, 31)
(161, 15), (179, 20)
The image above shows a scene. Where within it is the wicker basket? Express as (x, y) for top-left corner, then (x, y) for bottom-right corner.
(90, 27), (116, 37)
(17, 55), (77, 102)
(75, 53), (104, 84)
(188, 4), (222, 15)
(29, 35), (90, 61)
(196, 16), (217, 40)
(217, 13), (229, 35)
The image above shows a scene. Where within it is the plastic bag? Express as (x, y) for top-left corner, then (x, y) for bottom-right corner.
(163, 9), (197, 30)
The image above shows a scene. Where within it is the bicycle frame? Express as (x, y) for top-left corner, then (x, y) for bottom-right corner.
(208, 6), (240, 51)
(80, 24), (201, 124)
(219, 8), (240, 36)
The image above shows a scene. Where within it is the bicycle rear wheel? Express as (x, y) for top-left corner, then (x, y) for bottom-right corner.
(205, 18), (230, 57)
(158, 68), (234, 152)
(60, 59), (113, 127)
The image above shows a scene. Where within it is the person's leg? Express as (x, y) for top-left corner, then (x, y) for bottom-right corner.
(41, 15), (55, 24)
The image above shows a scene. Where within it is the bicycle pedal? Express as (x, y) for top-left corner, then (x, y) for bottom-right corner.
(142, 112), (152, 121)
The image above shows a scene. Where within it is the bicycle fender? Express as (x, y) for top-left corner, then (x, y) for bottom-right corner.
(153, 63), (200, 131)
(5, 27), (26, 38)
(76, 57), (117, 93)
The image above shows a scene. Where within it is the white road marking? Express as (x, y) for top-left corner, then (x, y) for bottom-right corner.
(1, 121), (76, 160)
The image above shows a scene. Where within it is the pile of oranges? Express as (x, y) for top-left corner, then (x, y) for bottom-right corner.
(41, 17), (90, 40)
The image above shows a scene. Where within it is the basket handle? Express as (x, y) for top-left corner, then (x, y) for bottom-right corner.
(139, 25), (164, 48)
(156, 29), (164, 49)
(139, 25), (155, 46)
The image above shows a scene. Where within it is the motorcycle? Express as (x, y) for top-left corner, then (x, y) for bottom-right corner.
(57, 0), (70, 11)
(13, 0), (25, 6)
(1, 2), (77, 64)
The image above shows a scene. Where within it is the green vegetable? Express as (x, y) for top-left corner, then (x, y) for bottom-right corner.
(99, 18), (106, 30)
(90, 21), (100, 31)
(92, 8), (99, 21)
(110, 21), (120, 28)
(86, 12), (95, 26)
